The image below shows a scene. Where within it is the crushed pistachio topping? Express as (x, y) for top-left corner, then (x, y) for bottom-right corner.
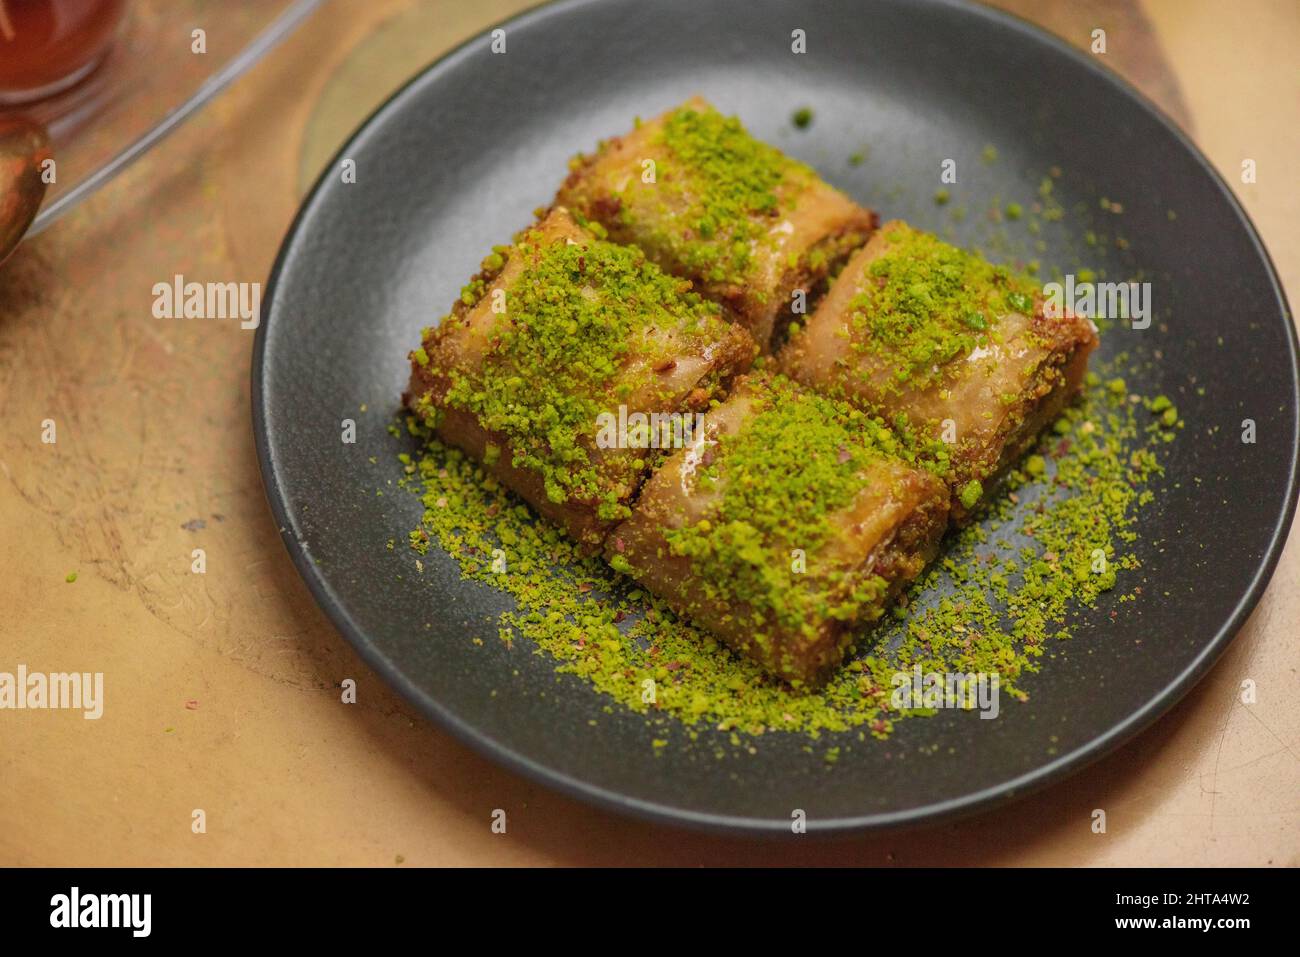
(643, 105), (816, 286)
(957, 479), (983, 511)
(426, 228), (725, 518)
(845, 223), (1042, 390)
(659, 376), (904, 634)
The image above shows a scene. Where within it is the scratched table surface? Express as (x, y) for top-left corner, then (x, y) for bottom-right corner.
(2, 0), (1297, 866)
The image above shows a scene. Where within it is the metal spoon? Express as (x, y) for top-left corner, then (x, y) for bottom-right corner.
(0, 113), (50, 266)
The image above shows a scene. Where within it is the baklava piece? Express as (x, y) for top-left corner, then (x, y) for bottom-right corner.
(556, 96), (877, 351)
(781, 221), (1098, 524)
(406, 207), (757, 548)
(607, 374), (949, 687)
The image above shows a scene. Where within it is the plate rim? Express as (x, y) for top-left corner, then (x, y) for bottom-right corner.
(251, 0), (1300, 835)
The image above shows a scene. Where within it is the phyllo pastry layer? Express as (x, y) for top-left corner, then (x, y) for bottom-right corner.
(406, 207), (757, 548)
(606, 374), (949, 687)
(556, 97), (877, 352)
(781, 221), (1098, 523)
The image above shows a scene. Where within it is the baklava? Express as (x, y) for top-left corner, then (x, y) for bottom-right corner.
(606, 374), (949, 686)
(781, 221), (1097, 523)
(406, 207), (756, 547)
(557, 96), (876, 351)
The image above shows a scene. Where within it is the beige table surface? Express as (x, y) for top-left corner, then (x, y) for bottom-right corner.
(1, 0), (1297, 866)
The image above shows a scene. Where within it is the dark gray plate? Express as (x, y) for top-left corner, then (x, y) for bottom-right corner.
(252, 0), (1298, 833)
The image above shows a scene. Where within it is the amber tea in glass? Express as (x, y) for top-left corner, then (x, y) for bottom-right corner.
(0, 0), (129, 104)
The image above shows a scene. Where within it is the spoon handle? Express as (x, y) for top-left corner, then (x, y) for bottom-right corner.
(22, 0), (325, 242)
